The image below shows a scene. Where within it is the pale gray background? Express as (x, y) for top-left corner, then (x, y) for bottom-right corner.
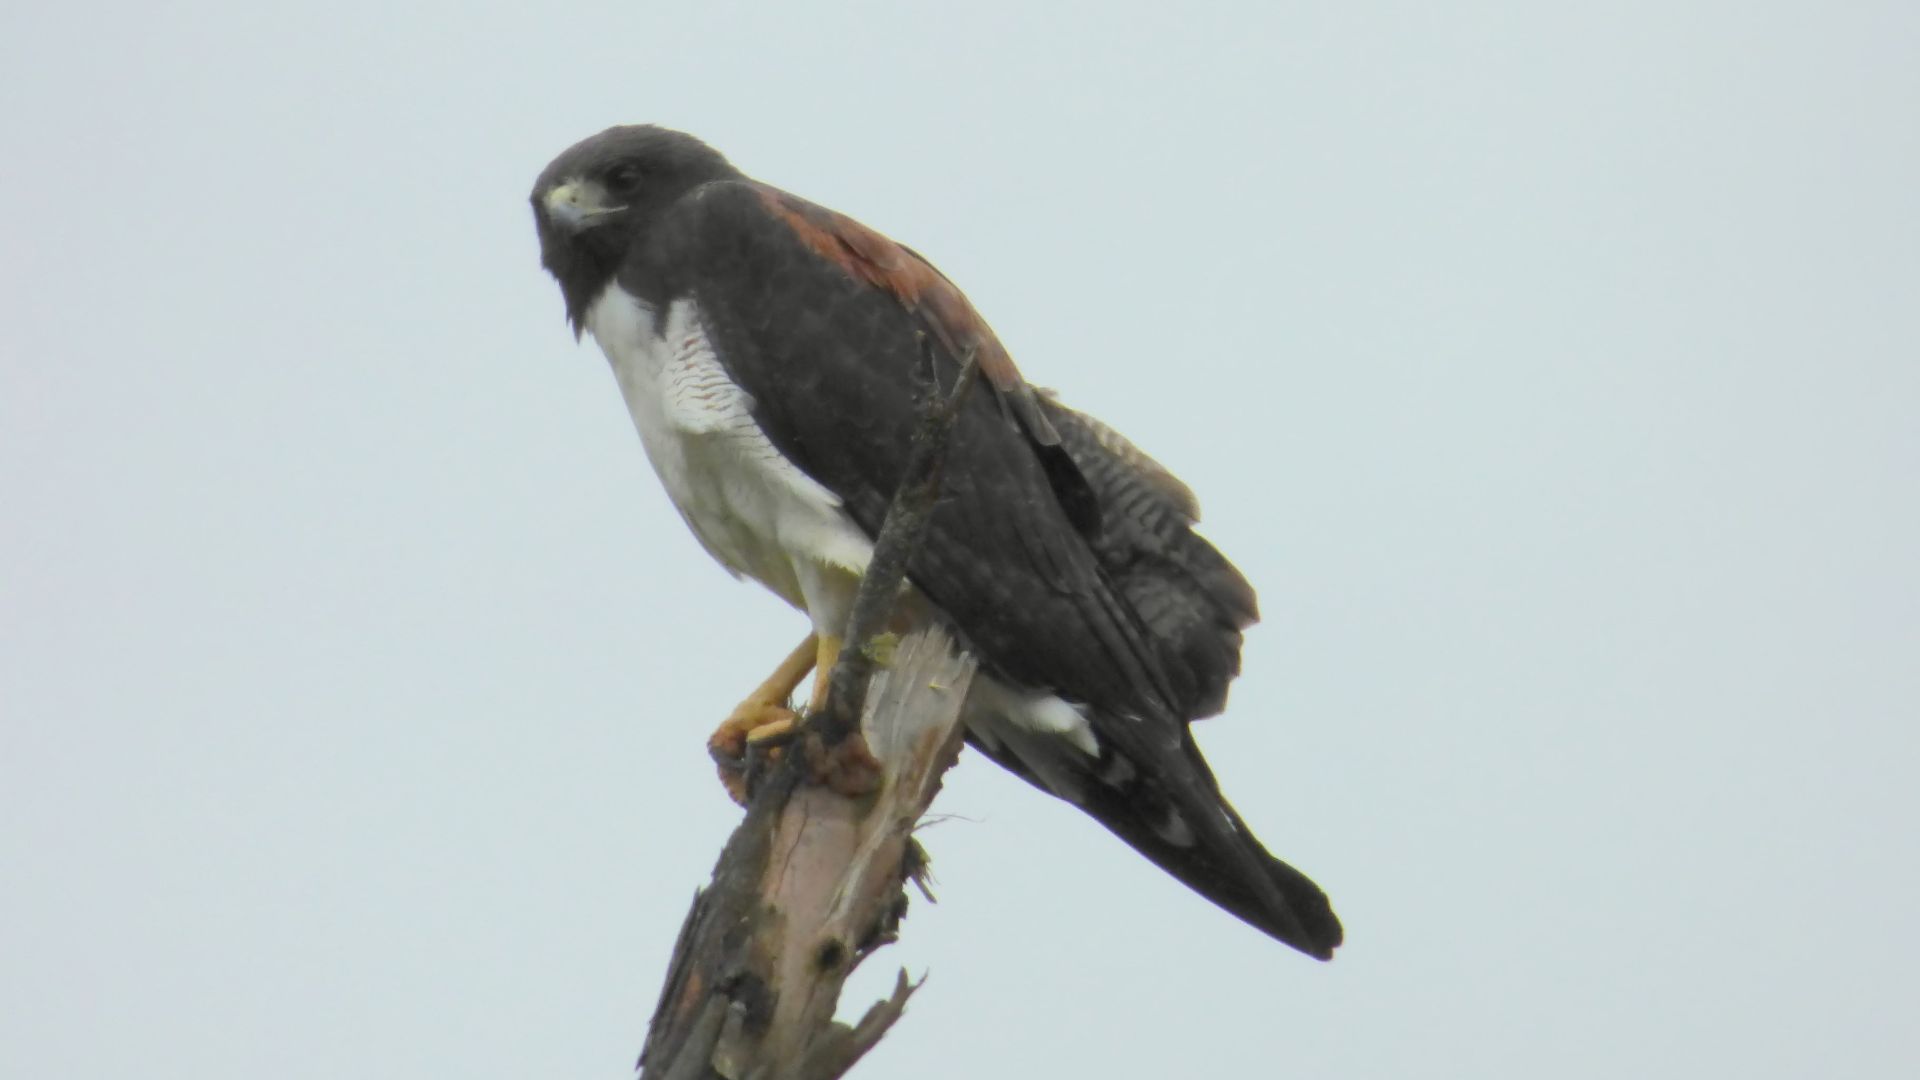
(4, 2), (1915, 1077)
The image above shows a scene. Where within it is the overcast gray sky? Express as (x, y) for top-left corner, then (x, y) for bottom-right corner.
(4, 2), (1916, 1077)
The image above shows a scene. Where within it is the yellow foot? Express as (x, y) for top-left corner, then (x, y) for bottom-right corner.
(705, 631), (864, 805)
(709, 700), (798, 805)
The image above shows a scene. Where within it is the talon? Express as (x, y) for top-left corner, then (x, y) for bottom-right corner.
(709, 700), (797, 762)
(703, 633), (822, 804)
(703, 631), (862, 806)
(744, 714), (797, 745)
(710, 700), (798, 806)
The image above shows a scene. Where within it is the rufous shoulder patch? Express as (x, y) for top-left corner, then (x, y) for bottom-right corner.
(753, 185), (1040, 423)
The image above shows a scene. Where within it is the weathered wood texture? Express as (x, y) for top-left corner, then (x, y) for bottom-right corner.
(640, 628), (976, 1080)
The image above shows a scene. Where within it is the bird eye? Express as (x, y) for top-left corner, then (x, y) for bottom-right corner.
(606, 162), (645, 191)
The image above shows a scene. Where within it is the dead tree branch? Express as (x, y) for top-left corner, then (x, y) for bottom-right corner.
(637, 347), (982, 1080)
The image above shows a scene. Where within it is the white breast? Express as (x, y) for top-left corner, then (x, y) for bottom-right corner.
(584, 286), (874, 612)
(584, 284), (1101, 768)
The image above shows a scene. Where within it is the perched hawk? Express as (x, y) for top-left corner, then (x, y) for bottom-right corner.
(531, 125), (1341, 958)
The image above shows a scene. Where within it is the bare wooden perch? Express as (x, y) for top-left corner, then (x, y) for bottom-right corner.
(637, 348), (981, 1080)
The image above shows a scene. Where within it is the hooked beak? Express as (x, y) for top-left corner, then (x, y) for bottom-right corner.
(542, 178), (625, 232)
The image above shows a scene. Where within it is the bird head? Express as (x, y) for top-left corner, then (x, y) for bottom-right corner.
(530, 125), (739, 334)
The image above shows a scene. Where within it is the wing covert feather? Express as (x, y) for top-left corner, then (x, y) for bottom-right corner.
(650, 181), (1178, 730)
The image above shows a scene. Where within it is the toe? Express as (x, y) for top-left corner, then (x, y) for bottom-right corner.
(745, 715), (796, 745)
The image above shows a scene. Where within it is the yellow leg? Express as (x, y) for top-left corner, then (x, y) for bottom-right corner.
(709, 634), (818, 802)
(806, 634), (843, 714)
(746, 633), (819, 712)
